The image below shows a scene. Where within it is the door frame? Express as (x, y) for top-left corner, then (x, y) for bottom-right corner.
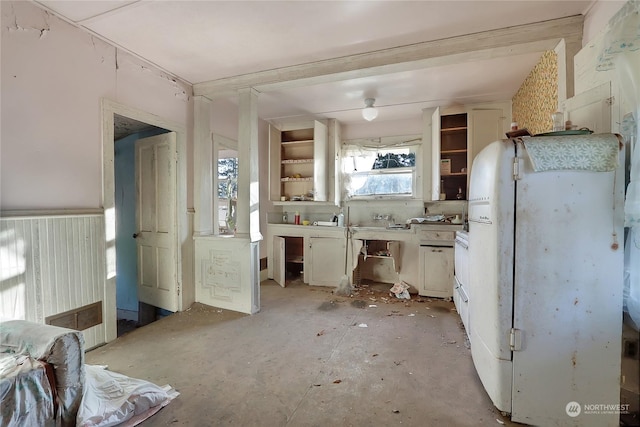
(101, 98), (188, 343)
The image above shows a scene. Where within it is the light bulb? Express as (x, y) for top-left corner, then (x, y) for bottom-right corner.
(362, 98), (378, 121)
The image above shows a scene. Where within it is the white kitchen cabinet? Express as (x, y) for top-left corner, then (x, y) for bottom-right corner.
(430, 102), (509, 201)
(468, 108), (505, 170)
(272, 235), (304, 287)
(561, 82), (612, 133)
(267, 224), (346, 287)
(438, 113), (468, 200)
(308, 237), (346, 286)
(419, 245), (454, 299)
(269, 120), (329, 203)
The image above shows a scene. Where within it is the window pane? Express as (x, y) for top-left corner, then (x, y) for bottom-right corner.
(343, 150), (415, 197)
(350, 172), (413, 196)
(218, 157), (238, 199)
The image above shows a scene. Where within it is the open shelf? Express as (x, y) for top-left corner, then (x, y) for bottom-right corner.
(281, 139), (313, 145)
(281, 159), (313, 164)
(440, 126), (467, 132)
(440, 113), (468, 200)
(281, 177), (313, 182)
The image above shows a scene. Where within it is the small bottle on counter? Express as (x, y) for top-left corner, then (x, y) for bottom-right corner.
(294, 211), (301, 225)
(456, 187), (464, 200)
(282, 212), (288, 223)
(337, 210), (345, 227)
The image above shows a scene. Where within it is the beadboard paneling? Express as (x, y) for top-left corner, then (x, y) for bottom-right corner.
(0, 214), (106, 348)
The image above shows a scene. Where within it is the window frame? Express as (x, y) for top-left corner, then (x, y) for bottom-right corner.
(341, 135), (422, 201)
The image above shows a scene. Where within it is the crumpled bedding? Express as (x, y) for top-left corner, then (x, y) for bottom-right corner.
(0, 320), (178, 427)
(0, 320), (84, 427)
(77, 365), (179, 427)
(0, 354), (55, 427)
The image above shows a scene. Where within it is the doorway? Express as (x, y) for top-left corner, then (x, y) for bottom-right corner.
(114, 118), (170, 336)
(101, 99), (189, 343)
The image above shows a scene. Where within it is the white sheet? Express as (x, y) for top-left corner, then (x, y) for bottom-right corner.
(0, 354), (55, 427)
(77, 365), (178, 427)
(0, 320), (84, 427)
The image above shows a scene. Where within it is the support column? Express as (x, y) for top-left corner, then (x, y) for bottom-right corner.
(193, 96), (213, 235)
(557, 35), (582, 101)
(236, 88), (262, 243)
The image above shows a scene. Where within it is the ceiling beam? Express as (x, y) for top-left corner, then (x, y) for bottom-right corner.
(194, 15), (583, 99)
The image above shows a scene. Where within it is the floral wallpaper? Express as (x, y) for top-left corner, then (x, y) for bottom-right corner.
(512, 50), (558, 135)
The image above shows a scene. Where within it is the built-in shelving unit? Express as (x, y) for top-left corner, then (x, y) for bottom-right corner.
(269, 120), (330, 203)
(440, 114), (468, 200)
(280, 132), (315, 200)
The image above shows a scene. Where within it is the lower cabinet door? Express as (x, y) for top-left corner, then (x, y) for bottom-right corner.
(308, 237), (346, 286)
(419, 246), (454, 298)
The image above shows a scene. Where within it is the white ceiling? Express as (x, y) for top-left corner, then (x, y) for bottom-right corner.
(35, 0), (594, 125)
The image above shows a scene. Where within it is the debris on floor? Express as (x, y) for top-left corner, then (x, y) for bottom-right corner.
(316, 330), (325, 336)
(389, 282), (411, 299)
(357, 323), (368, 328)
(334, 275), (352, 296)
(333, 379), (342, 384)
(351, 299), (366, 309)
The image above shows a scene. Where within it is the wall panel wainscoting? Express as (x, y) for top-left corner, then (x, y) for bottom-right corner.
(0, 212), (107, 348)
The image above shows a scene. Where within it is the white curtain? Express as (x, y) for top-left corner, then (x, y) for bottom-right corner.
(598, 0), (640, 329)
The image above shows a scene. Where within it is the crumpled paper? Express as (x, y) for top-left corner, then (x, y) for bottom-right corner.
(390, 282), (410, 300)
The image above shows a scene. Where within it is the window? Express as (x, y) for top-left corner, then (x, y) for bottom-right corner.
(342, 136), (421, 199)
(218, 150), (237, 234)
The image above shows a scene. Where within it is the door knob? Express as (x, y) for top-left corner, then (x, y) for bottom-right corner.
(133, 233), (140, 238)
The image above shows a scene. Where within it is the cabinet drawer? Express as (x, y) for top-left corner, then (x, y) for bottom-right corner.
(417, 230), (455, 241)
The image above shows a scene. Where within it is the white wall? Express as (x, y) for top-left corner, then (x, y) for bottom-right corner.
(211, 97), (271, 258)
(342, 117), (423, 140)
(0, 1), (194, 342)
(583, 1), (626, 46)
(0, 1), (193, 210)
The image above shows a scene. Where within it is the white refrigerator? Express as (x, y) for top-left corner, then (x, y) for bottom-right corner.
(467, 134), (624, 426)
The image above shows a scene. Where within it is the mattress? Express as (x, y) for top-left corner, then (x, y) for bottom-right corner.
(0, 354), (55, 427)
(0, 320), (85, 427)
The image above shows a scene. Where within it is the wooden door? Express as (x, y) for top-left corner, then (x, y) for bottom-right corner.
(469, 109), (504, 168)
(308, 237), (345, 286)
(431, 107), (441, 200)
(273, 236), (286, 287)
(420, 246), (453, 298)
(135, 132), (179, 312)
(561, 82), (611, 133)
(313, 120), (329, 201)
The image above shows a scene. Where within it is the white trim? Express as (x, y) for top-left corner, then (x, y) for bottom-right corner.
(194, 15), (583, 98)
(101, 98), (188, 342)
(1, 209), (103, 218)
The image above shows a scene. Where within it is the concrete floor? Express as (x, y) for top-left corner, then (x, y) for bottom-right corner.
(86, 280), (518, 426)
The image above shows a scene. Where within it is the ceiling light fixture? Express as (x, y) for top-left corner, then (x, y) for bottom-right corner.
(362, 98), (378, 121)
